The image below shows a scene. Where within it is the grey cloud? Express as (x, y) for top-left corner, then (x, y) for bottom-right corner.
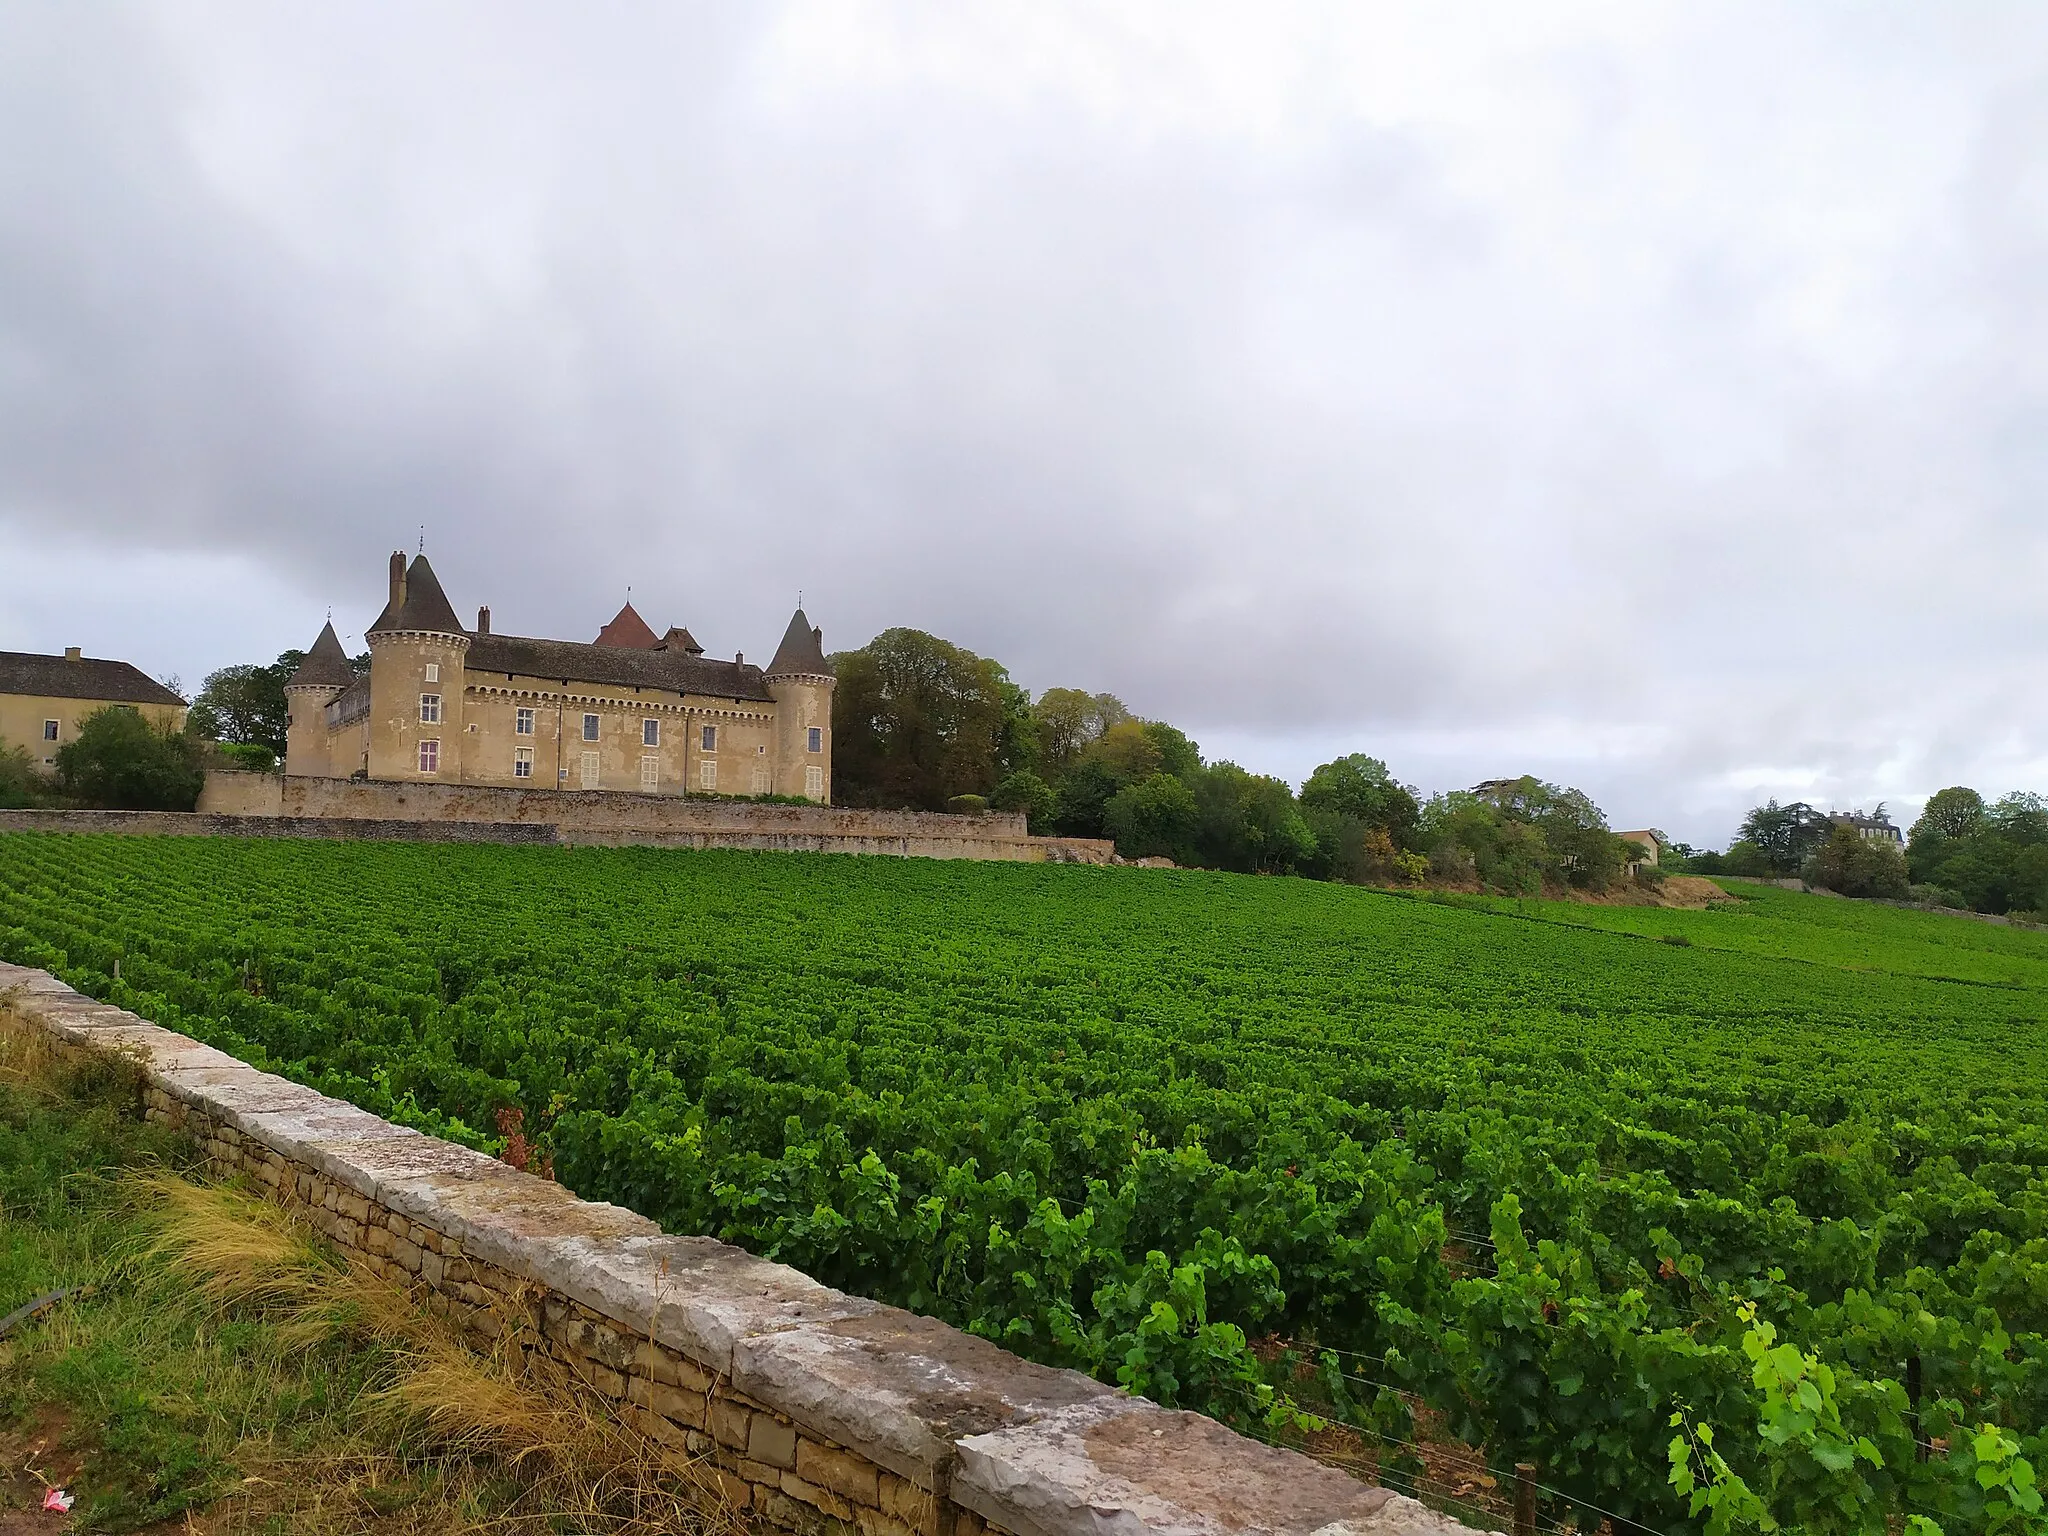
(4, 3), (2048, 847)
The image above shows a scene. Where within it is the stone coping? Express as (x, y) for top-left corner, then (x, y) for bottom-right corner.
(0, 961), (1477, 1536)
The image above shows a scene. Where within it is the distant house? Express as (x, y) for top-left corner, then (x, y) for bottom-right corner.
(1828, 808), (1903, 846)
(1617, 829), (1663, 869)
(0, 649), (188, 768)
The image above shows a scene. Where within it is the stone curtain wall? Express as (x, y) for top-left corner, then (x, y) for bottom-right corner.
(179, 773), (1114, 864)
(264, 774), (1033, 838)
(0, 962), (1472, 1536)
(0, 810), (561, 845)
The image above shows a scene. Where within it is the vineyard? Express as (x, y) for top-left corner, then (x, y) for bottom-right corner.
(0, 834), (2042, 1535)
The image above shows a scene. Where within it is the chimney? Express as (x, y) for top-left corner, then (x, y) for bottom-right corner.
(64, 646), (81, 662)
(813, 627), (822, 646)
(388, 551), (406, 610)
(476, 605), (491, 636)
(735, 652), (744, 666)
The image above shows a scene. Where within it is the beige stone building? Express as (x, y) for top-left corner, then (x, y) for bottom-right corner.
(0, 649), (188, 768)
(285, 553), (834, 801)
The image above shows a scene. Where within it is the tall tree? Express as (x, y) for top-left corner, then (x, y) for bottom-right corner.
(1909, 787), (1985, 843)
(1300, 754), (1421, 845)
(189, 651), (303, 755)
(1738, 799), (1828, 876)
(1031, 689), (1130, 777)
(829, 630), (1013, 810)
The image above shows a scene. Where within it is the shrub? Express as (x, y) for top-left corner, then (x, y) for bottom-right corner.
(0, 744), (54, 808)
(990, 771), (1060, 833)
(1103, 773), (1200, 863)
(214, 742), (278, 773)
(946, 794), (990, 816)
(1907, 883), (1970, 911)
(54, 709), (206, 811)
(1802, 823), (1910, 900)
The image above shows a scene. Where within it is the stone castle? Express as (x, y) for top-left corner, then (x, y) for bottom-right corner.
(285, 553), (834, 801)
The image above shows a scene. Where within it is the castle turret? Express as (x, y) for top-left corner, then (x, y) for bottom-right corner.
(364, 552), (471, 782)
(764, 608), (834, 802)
(283, 620), (355, 777)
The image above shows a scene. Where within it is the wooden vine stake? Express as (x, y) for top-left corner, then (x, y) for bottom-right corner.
(1513, 1462), (1537, 1536)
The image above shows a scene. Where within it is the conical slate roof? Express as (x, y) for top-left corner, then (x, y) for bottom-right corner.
(368, 555), (466, 636)
(287, 621), (356, 690)
(595, 601), (660, 649)
(764, 608), (832, 679)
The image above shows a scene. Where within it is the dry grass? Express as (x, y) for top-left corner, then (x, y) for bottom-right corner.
(120, 1170), (742, 1536)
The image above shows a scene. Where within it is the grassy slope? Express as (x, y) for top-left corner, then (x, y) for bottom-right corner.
(1441, 878), (2048, 989)
(0, 1040), (704, 1535)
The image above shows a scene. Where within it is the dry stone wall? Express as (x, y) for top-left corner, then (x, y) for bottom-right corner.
(0, 962), (1474, 1536)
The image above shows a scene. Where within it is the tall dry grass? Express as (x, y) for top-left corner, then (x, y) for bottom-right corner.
(122, 1166), (743, 1535)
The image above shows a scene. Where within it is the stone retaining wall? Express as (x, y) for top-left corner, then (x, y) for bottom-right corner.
(0, 962), (1471, 1536)
(181, 773), (1115, 864)
(0, 810), (560, 844)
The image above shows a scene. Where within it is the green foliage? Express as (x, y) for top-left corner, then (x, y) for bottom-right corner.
(54, 708), (206, 810)
(188, 651), (301, 755)
(990, 770), (1060, 831)
(1419, 777), (1632, 894)
(214, 741), (278, 773)
(1741, 801), (1831, 877)
(1910, 791), (2048, 917)
(4, 841), (2046, 1534)
(1914, 788), (1989, 843)
(1031, 689), (1131, 778)
(1300, 755), (1421, 846)
(829, 630), (1020, 809)
(1804, 823), (1910, 899)
(0, 742), (55, 808)
(1103, 773), (1200, 862)
(1189, 762), (1317, 874)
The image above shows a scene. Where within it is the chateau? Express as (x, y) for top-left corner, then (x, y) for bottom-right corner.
(284, 553), (834, 801)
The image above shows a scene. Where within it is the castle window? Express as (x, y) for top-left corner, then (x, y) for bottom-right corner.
(699, 759), (717, 791)
(807, 727), (822, 753)
(700, 724), (716, 752)
(579, 751), (600, 789)
(425, 663), (439, 683)
(805, 766), (824, 799)
(418, 739), (439, 773)
(420, 693), (441, 724)
(582, 713), (600, 742)
(514, 747), (533, 779)
(42, 720), (58, 741)
(640, 755), (659, 790)
(642, 718), (660, 747)
(516, 707), (534, 736)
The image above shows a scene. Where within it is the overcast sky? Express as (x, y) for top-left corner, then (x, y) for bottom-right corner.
(3, 3), (2046, 845)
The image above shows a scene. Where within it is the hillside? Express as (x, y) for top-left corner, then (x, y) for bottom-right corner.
(0, 834), (2042, 1533)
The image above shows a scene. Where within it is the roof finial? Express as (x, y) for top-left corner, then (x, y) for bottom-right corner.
(418, 525), (425, 555)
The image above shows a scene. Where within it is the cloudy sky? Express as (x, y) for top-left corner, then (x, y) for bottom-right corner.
(4, 3), (2046, 844)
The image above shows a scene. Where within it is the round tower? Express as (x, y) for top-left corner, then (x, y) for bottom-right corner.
(763, 608), (835, 803)
(365, 551), (472, 783)
(283, 619), (357, 778)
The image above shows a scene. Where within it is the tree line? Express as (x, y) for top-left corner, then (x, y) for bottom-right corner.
(831, 628), (1650, 890)
(1666, 788), (2048, 919)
